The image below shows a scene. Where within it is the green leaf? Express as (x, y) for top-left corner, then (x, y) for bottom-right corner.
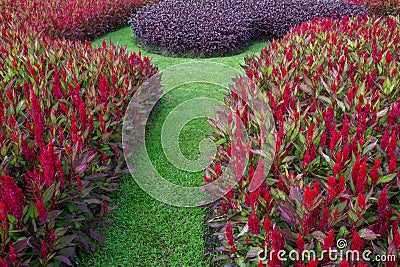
(27, 201), (38, 219)
(348, 210), (358, 223)
(376, 173), (397, 185)
(43, 184), (55, 203)
(270, 188), (286, 200)
(338, 226), (350, 238)
(8, 214), (17, 224)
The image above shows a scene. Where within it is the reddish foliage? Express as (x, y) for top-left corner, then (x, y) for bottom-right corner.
(1, 0), (158, 41)
(349, 0), (400, 15)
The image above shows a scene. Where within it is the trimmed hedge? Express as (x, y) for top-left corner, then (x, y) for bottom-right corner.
(205, 16), (400, 266)
(130, 0), (366, 57)
(0, 2), (158, 266)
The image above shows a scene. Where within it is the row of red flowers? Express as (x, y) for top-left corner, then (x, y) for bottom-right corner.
(1, 0), (157, 41)
(0, 0), (158, 265)
(349, 0), (400, 16)
(205, 15), (400, 266)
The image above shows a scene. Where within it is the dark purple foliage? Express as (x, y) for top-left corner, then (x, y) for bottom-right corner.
(130, 0), (367, 57)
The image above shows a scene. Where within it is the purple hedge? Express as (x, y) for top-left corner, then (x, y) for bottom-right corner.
(130, 0), (367, 57)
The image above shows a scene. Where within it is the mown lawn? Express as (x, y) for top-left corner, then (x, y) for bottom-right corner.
(82, 26), (269, 266)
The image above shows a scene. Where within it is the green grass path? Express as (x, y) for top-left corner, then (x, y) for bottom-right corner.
(82, 27), (268, 266)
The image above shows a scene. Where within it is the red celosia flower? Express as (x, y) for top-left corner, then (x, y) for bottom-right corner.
(369, 158), (381, 185)
(387, 131), (398, 174)
(324, 105), (334, 133)
(77, 97), (87, 130)
(40, 240), (48, 259)
(98, 74), (110, 103)
(394, 230), (400, 248)
(320, 133), (327, 147)
(380, 127), (391, 151)
(333, 151), (343, 175)
(336, 175), (346, 195)
(215, 162), (221, 176)
(249, 190), (260, 210)
(269, 225), (284, 266)
(340, 260), (350, 267)
(333, 209), (339, 218)
(203, 173), (211, 183)
(330, 126), (339, 152)
(39, 141), (56, 188)
(264, 190), (274, 212)
(35, 198), (48, 224)
(341, 115), (350, 144)
(328, 175), (337, 197)
(357, 193), (366, 210)
(0, 201), (7, 222)
(306, 260), (318, 267)
(392, 218), (399, 236)
(248, 211), (260, 234)
(355, 158), (367, 194)
(285, 49), (293, 62)
(323, 229), (335, 250)
(351, 156), (360, 184)
(70, 112), (78, 143)
(226, 223), (234, 246)
(296, 234), (305, 254)
(377, 186), (392, 235)
(303, 185), (314, 209)
(226, 185), (234, 203)
(101, 151), (108, 165)
(388, 159), (397, 174)
(30, 86), (45, 145)
(342, 144), (351, 162)
(0, 257), (7, 267)
(263, 216), (271, 234)
(351, 231), (362, 250)
(9, 244), (17, 263)
(386, 51), (393, 65)
(0, 173), (24, 222)
(51, 71), (63, 101)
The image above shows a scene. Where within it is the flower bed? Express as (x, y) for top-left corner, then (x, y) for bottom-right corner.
(349, 0), (400, 16)
(0, 2), (158, 266)
(206, 16), (400, 266)
(1, 0), (157, 41)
